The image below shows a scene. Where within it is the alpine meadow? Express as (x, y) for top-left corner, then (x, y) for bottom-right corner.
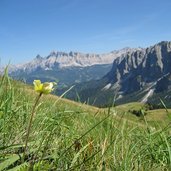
(1, 65), (171, 170)
(1, 0), (171, 170)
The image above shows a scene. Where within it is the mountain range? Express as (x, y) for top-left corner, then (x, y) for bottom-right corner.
(1, 41), (171, 107)
(62, 41), (171, 107)
(1, 47), (140, 88)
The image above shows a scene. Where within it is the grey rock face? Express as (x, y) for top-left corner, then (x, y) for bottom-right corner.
(65, 41), (171, 107)
(0, 47), (141, 87)
(104, 41), (171, 94)
(5, 47), (140, 74)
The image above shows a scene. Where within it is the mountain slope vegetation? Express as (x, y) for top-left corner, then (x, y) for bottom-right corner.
(0, 73), (171, 170)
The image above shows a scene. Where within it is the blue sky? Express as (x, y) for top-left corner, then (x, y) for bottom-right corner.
(0, 0), (171, 65)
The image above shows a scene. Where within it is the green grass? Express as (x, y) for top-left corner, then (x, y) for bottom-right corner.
(0, 72), (171, 170)
(112, 102), (171, 127)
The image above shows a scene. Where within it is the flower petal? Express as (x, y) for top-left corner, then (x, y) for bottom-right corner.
(33, 80), (43, 92)
(42, 82), (54, 94)
(33, 80), (55, 94)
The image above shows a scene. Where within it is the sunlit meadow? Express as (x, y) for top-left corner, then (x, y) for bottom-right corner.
(0, 69), (171, 171)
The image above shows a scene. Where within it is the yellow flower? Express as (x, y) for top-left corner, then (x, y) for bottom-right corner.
(33, 80), (55, 94)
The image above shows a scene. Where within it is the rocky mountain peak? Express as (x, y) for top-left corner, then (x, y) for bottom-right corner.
(5, 47), (141, 74)
(102, 41), (171, 94)
(36, 54), (43, 60)
(63, 41), (171, 107)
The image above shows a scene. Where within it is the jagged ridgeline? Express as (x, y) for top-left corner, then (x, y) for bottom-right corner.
(62, 41), (171, 107)
(1, 47), (141, 88)
(1, 41), (171, 107)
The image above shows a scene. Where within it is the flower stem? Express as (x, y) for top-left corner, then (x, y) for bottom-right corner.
(23, 92), (42, 161)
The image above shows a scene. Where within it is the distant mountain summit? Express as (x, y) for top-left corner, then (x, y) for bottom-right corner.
(5, 47), (141, 73)
(1, 47), (141, 87)
(64, 41), (171, 107)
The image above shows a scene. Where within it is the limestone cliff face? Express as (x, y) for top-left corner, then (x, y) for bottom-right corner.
(0, 47), (140, 87)
(3, 47), (139, 74)
(65, 41), (171, 106)
(104, 41), (171, 94)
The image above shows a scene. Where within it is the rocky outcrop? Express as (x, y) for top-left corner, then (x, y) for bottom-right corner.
(3, 47), (140, 74)
(0, 47), (141, 87)
(103, 41), (171, 94)
(65, 41), (171, 106)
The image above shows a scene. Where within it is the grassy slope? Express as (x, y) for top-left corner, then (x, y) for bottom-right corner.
(113, 102), (171, 128)
(1, 75), (171, 170)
